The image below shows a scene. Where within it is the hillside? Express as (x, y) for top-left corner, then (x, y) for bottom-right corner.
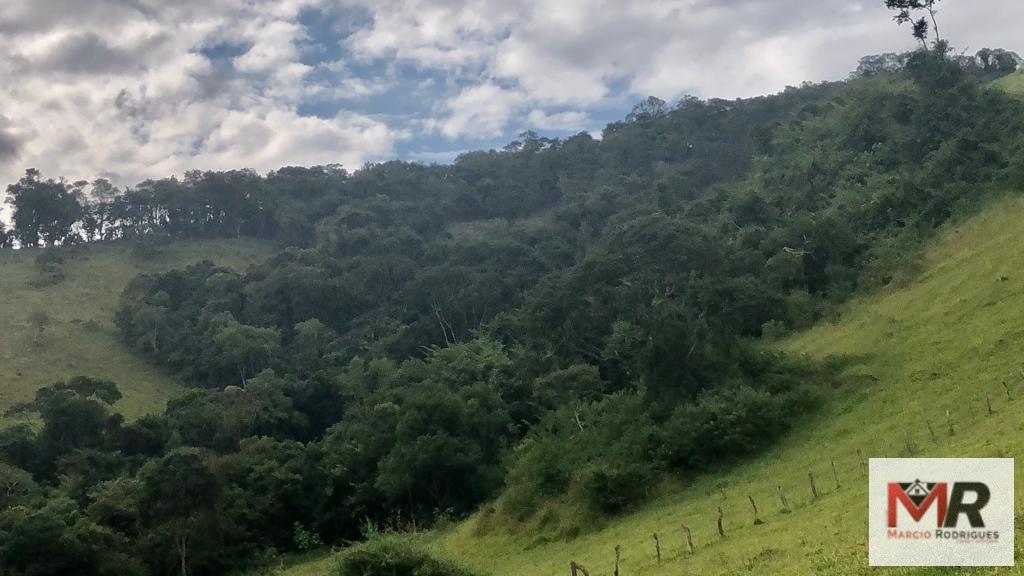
(264, 191), (1024, 575)
(993, 70), (1024, 95)
(0, 239), (272, 422)
(8, 50), (1024, 576)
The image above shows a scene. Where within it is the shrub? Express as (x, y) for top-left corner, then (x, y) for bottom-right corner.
(660, 383), (811, 470)
(293, 522), (323, 551)
(30, 248), (66, 287)
(337, 534), (478, 576)
(574, 464), (653, 515)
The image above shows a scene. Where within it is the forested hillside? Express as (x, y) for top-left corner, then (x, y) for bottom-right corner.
(2, 48), (1024, 576)
(426, 183), (1024, 576)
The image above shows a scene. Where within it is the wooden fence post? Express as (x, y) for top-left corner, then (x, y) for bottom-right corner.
(717, 506), (726, 538)
(777, 485), (791, 513)
(748, 495), (764, 525)
(653, 533), (661, 563)
(569, 561), (591, 576)
(808, 472), (819, 500)
(613, 545), (620, 576)
(682, 524), (695, 555)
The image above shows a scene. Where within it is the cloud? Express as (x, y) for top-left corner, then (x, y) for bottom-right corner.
(32, 31), (143, 75)
(0, 0), (407, 188)
(407, 148), (469, 164)
(1, 0), (1023, 189)
(429, 82), (523, 139)
(525, 109), (588, 131)
(0, 131), (19, 161)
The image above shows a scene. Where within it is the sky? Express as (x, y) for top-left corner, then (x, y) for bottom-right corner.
(0, 0), (1021, 189)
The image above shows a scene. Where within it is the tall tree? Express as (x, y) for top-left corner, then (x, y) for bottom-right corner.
(138, 449), (223, 576)
(884, 0), (943, 50)
(5, 169), (83, 247)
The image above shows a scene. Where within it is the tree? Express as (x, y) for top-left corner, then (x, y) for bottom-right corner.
(626, 96), (669, 123)
(884, 0), (944, 51)
(8, 377), (122, 457)
(138, 449), (223, 576)
(209, 316), (281, 386)
(0, 463), (39, 511)
(164, 373), (305, 452)
(0, 221), (12, 249)
(5, 169), (84, 247)
(81, 179), (119, 241)
(0, 497), (142, 576)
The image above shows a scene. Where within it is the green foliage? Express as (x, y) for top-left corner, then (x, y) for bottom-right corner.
(0, 238), (271, 420)
(292, 523), (323, 551)
(337, 534), (479, 576)
(428, 186), (1024, 576)
(5, 169), (84, 247)
(31, 247), (67, 287)
(0, 463), (40, 510)
(0, 497), (143, 576)
(316, 341), (517, 540)
(10, 48), (1024, 576)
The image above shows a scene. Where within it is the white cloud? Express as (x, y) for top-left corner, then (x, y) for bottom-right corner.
(408, 149), (469, 164)
(347, 0), (1024, 136)
(525, 109), (588, 131)
(0, 0), (405, 187)
(2, 0), (1024, 188)
(429, 82), (523, 139)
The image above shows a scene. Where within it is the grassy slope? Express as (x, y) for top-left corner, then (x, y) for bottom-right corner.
(0, 239), (271, 422)
(993, 71), (1024, 96)
(269, 192), (1024, 576)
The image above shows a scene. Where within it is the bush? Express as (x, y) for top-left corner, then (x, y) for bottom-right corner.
(574, 464), (653, 515)
(660, 383), (815, 470)
(30, 248), (66, 287)
(499, 394), (661, 521)
(337, 534), (478, 576)
(130, 236), (166, 261)
(293, 522), (322, 551)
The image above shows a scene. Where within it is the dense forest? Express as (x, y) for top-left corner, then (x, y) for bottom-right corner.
(2, 46), (1024, 576)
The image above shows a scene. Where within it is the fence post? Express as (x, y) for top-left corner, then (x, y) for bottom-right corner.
(717, 506), (726, 538)
(808, 472), (819, 499)
(748, 495), (764, 525)
(777, 485), (792, 513)
(682, 524), (695, 555)
(653, 533), (661, 563)
(831, 459), (841, 490)
(569, 561), (591, 576)
(613, 545), (620, 576)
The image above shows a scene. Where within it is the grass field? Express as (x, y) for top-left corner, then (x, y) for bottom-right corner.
(993, 71), (1024, 96)
(0, 239), (271, 422)
(266, 191), (1024, 576)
